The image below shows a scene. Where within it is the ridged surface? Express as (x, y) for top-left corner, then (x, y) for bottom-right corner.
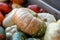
(13, 8), (46, 36)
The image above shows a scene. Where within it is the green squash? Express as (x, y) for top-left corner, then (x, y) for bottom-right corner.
(27, 38), (40, 40)
(12, 32), (26, 40)
(0, 26), (6, 40)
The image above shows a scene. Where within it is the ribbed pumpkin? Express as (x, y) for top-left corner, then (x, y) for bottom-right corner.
(13, 8), (46, 37)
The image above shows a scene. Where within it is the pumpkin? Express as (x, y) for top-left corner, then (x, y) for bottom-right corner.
(0, 2), (12, 15)
(44, 20), (60, 40)
(38, 13), (56, 26)
(12, 32), (26, 40)
(27, 38), (40, 40)
(3, 8), (18, 28)
(0, 12), (4, 25)
(12, 0), (24, 4)
(5, 25), (18, 40)
(0, 26), (6, 40)
(27, 5), (40, 13)
(13, 8), (46, 37)
(12, 3), (23, 9)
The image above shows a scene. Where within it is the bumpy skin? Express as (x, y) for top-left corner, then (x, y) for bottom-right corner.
(5, 25), (18, 40)
(27, 38), (40, 40)
(12, 32), (26, 40)
(0, 27), (6, 40)
(44, 22), (60, 40)
(13, 8), (46, 37)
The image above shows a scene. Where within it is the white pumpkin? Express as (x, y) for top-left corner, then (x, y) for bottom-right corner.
(3, 8), (18, 28)
(44, 21), (60, 40)
(5, 25), (18, 40)
(38, 13), (56, 26)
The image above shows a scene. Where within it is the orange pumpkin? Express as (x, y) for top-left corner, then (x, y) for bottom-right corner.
(12, 0), (24, 4)
(0, 12), (4, 25)
(13, 8), (46, 37)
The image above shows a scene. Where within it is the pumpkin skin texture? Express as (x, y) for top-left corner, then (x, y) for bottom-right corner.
(12, 32), (26, 40)
(0, 26), (6, 40)
(3, 8), (18, 28)
(44, 22), (60, 40)
(13, 8), (46, 37)
(0, 12), (4, 25)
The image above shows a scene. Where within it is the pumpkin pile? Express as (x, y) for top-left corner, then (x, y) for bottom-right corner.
(0, 0), (60, 40)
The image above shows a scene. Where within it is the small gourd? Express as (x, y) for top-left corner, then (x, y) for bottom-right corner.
(5, 25), (18, 40)
(0, 26), (6, 40)
(12, 32), (26, 40)
(3, 8), (18, 28)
